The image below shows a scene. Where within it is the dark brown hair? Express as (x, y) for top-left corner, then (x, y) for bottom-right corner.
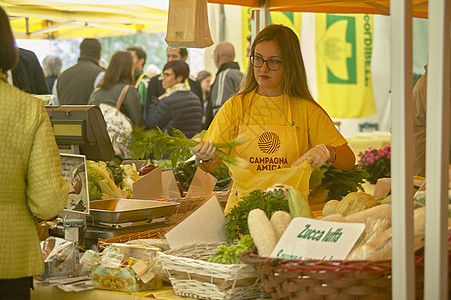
(163, 60), (190, 82)
(239, 24), (314, 101)
(0, 6), (19, 72)
(98, 51), (134, 89)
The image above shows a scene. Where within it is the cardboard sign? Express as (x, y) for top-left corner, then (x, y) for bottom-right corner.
(165, 195), (226, 249)
(270, 217), (365, 260)
(132, 167), (163, 199)
(161, 170), (182, 199)
(186, 168), (217, 197)
(60, 153), (89, 214)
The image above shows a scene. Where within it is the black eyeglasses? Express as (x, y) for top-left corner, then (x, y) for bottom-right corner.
(250, 56), (282, 71)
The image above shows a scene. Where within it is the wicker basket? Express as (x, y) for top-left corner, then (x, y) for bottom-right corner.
(97, 226), (170, 249)
(158, 242), (268, 300)
(240, 249), (451, 300)
(163, 195), (213, 226)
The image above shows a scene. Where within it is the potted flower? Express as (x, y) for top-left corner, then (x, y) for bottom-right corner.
(358, 146), (391, 184)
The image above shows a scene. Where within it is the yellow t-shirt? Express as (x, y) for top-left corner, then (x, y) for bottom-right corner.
(204, 91), (348, 157)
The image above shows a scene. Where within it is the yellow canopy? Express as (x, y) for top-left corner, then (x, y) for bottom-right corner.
(1, 0), (168, 40)
(207, 0), (428, 18)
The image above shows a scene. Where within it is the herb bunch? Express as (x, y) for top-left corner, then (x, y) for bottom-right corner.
(309, 164), (370, 201)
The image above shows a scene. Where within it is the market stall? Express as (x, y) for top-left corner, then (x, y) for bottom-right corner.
(206, 0), (449, 299)
(19, 0), (450, 299)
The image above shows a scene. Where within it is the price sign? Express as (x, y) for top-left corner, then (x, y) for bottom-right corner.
(270, 217), (365, 260)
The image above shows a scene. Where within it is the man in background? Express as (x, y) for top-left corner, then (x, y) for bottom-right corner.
(203, 42), (243, 129)
(413, 63), (451, 177)
(145, 47), (202, 105)
(56, 38), (104, 105)
(127, 46), (150, 107)
(10, 48), (49, 95)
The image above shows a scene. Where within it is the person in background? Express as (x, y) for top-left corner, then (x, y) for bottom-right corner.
(145, 64), (161, 79)
(127, 46), (150, 107)
(0, 6), (69, 299)
(145, 60), (202, 138)
(204, 42), (243, 129)
(89, 51), (144, 128)
(197, 70), (212, 125)
(193, 24), (355, 213)
(56, 38), (104, 105)
(10, 48), (49, 95)
(42, 55), (62, 92)
(145, 47), (203, 106)
(412, 63), (451, 177)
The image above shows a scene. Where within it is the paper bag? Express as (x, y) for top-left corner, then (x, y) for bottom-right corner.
(165, 0), (214, 48)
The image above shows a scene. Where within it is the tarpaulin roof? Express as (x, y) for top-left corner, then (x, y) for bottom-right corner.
(207, 0), (428, 18)
(1, 0), (168, 40)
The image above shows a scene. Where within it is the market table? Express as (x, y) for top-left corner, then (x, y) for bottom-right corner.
(31, 284), (195, 300)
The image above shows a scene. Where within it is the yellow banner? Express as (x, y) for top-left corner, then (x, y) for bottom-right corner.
(316, 14), (376, 118)
(241, 8), (302, 70)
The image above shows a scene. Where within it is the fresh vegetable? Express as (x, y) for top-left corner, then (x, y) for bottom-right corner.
(119, 164), (139, 198)
(207, 234), (254, 264)
(87, 160), (125, 199)
(287, 187), (312, 218)
(248, 208), (278, 257)
(322, 200), (340, 216)
(336, 192), (377, 217)
(270, 211), (292, 241)
(343, 204), (392, 227)
(225, 189), (289, 243)
(105, 159), (124, 185)
(129, 127), (247, 168)
(309, 165), (370, 201)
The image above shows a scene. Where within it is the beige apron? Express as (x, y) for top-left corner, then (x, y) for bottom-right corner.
(224, 91), (312, 214)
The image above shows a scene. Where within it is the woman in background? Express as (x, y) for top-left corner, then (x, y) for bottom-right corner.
(145, 60), (202, 138)
(0, 6), (69, 299)
(197, 70), (212, 126)
(89, 51), (144, 128)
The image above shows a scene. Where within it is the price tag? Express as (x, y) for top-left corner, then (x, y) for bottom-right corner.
(270, 217), (365, 260)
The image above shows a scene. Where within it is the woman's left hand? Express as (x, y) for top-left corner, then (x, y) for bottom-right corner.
(292, 144), (330, 168)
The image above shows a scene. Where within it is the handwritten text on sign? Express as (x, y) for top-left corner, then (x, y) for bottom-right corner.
(270, 217), (365, 260)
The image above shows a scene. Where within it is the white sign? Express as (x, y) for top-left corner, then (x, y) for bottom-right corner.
(165, 195), (226, 249)
(60, 153), (89, 214)
(270, 217), (365, 260)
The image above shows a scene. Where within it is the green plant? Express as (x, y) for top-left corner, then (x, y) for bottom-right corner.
(358, 146), (391, 184)
(309, 165), (370, 201)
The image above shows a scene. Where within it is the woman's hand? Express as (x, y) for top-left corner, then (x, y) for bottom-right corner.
(292, 144), (330, 168)
(193, 140), (216, 161)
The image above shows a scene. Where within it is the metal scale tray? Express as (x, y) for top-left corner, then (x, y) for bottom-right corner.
(89, 198), (179, 224)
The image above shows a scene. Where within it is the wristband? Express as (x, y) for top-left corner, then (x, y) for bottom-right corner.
(326, 145), (336, 165)
(199, 159), (213, 164)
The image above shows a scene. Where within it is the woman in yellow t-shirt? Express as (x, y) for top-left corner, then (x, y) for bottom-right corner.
(194, 24), (355, 213)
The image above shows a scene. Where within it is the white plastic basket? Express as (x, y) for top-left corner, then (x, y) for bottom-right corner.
(158, 242), (267, 300)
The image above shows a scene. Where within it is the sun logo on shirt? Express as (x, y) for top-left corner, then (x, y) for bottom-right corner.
(258, 132), (281, 154)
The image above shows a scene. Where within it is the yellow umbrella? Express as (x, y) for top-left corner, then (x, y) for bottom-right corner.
(207, 0), (428, 18)
(1, 0), (168, 40)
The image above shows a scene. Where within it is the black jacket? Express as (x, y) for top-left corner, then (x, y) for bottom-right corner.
(145, 75), (203, 108)
(57, 56), (104, 105)
(12, 48), (49, 95)
(145, 90), (202, 138)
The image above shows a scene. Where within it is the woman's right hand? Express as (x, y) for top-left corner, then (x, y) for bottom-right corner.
(193, 140), (216, 161)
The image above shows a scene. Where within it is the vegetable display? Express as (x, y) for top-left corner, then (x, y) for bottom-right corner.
(225, 189), (289, 243)
(207, 235), (254, 264)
